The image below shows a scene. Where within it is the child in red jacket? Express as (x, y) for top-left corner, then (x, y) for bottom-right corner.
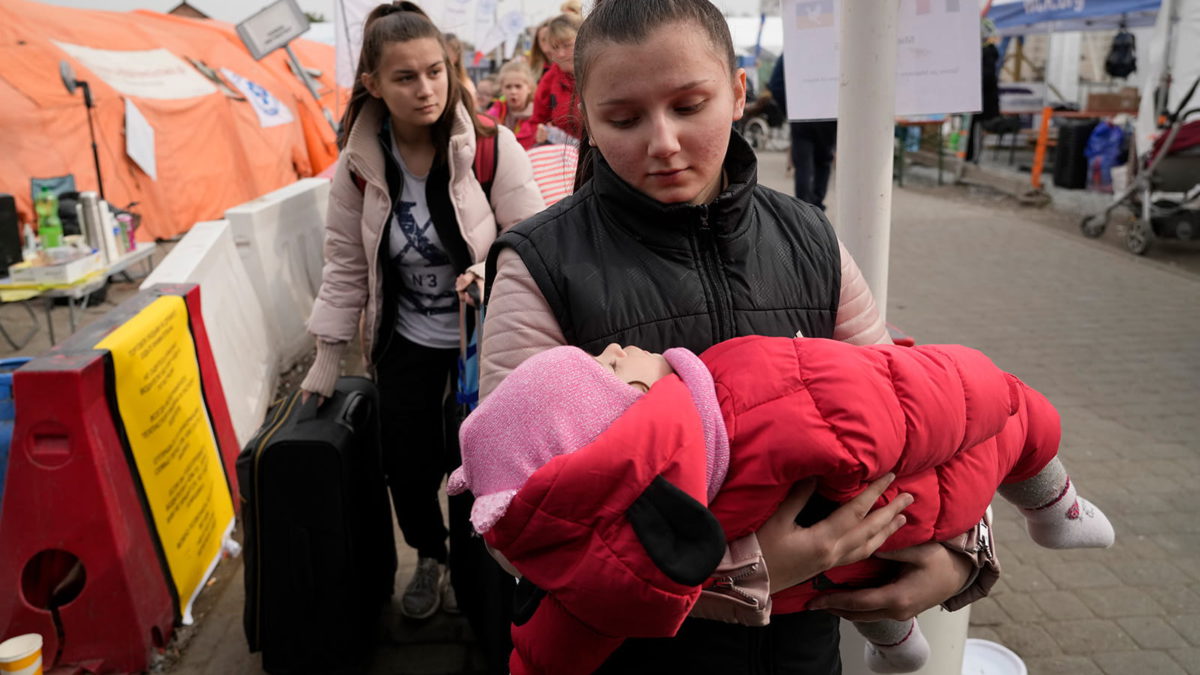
(487, 61), (539, 150)
(449, 337), (1114, 674)
(528, 13), (582, 143)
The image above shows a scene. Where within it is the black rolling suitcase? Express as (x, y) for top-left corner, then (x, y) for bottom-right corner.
(238, 377), (397, 674)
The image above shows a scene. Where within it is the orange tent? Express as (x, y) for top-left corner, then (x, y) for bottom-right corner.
(0, 0), (348, 241)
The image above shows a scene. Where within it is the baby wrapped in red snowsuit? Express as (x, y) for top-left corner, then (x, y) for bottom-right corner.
(449, 336), (1114, 674)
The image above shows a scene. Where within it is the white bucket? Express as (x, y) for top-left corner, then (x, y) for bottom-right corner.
(0, 634), (43, 675)
(961, 638), (1027, 675)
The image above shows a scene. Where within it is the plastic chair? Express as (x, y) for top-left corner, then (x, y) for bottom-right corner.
(29, 175), (76, 206)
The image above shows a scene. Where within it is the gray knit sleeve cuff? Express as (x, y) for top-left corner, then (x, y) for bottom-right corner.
(300, 340), (348, 398)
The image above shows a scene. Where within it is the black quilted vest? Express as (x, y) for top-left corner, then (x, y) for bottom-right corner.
(487, 133), (840, 355)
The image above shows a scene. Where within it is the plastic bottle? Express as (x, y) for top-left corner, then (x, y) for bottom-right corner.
(34, 187), (63, 249)
(22, 224), (37, 260)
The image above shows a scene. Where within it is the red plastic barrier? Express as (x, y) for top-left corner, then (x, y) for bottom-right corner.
(0, 284), (239, 673)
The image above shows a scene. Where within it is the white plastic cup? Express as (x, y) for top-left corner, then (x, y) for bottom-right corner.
(0, 634), (43, 675)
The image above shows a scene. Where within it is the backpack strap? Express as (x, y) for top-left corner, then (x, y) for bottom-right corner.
(474, 113), (499, 200)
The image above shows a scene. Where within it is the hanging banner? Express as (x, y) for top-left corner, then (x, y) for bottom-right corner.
(97, 295), (236, 624)
(220, 68), (295, 128)
(782, 0), (982, 120)
(125, 98), (158, 180)
(334, 0), (392, 87)
(54, 42), (217, 100)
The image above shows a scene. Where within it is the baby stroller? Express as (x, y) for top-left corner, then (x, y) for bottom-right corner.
(1080, 75), (1200, 255)
(738, 96), (789, 151)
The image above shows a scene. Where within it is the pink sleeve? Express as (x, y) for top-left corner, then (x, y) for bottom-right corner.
(832, 240), (891, 345)
(480, 248), (568, 400)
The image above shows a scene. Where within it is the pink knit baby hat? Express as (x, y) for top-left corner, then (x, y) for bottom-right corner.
(447, 346), (643, 533)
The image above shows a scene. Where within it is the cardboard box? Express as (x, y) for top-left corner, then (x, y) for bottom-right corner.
(8, 251), (102, 285)
(1087, 88), (1140, 113)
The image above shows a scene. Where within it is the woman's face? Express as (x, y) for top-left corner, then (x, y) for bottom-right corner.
(536, 26), (553, 56)
(594, 344), (673, 393)
(364, 38), (449, 134)
(581, 22), (745, 205)
(500, 73), (532, 110)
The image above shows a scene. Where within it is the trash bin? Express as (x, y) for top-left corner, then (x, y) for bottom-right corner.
(1053, 119), (1099, 189)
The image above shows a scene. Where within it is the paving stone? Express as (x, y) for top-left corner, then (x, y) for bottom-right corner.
(993, 622), (1062, 658)
(968, 597), (1010, 627)
(1021, 655), (1105, 675)
(999, 566), (1058, 593)
(1168, 647), (1200, 674)
(1033, 591), (1096, 621)
(994, 592), (1045, 622)
(1043, 561), (1124, 589)
(1168, 615), (1200, 647)
(1094, 649), (1187, 675)
(1144, 586), (1200, 616)
(1118, 617), (1190, 649)
(1051, 619), (1137, 655)
(1151, 534), (1200, 556)
(1106, 559), (1197, 588)
(1076, 586), (1166, 618)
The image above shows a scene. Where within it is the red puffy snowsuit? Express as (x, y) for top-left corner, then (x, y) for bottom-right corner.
(484, 336), (1061, 675)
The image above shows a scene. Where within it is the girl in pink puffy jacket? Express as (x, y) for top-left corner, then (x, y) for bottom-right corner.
(451, 338), (1114, 674)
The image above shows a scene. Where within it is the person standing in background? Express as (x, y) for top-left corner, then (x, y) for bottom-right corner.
(529, 13), (583, 143)
(766, 56), (837, 210)
(476, 73), (498, 112)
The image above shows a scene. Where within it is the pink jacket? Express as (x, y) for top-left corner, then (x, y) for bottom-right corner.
(302, 100), (544, 394)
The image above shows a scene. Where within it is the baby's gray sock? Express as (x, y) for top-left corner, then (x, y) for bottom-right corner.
(858, 619), (929, 673)
(1000, 458), (1114, 549)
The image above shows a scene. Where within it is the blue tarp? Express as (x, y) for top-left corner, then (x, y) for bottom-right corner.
(988, 0), (1161, 35)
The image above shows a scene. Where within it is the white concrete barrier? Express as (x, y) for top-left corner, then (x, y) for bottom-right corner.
(141, 220), (277, 448)
(224, 178), (329, 368)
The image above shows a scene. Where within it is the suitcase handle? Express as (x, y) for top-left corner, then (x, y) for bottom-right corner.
(339, 392), (366, 430)
(296, 391), (323, 423)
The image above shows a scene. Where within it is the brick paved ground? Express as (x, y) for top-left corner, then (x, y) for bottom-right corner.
(143, 149), (1200, 674)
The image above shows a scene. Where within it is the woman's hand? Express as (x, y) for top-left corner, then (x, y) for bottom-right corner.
(535, 124), (549, 144)
(758, 475), (912, 594)
(455, 271), (484, 307)
(806, 542), (974, 621)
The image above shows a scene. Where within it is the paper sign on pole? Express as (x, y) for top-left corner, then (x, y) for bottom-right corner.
(220, 68), (295, 128)
(96, 296), (236, 624)
(782, 0), (981, 120)
(54, 42), (217, 100)
(124, 98), (157, 180)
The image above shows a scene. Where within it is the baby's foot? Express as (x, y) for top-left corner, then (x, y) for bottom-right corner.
(864, 620), (930, 674)
(1023, 478), (1115, 549)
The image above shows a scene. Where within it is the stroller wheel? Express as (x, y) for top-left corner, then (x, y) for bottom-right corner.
(1080, 214), (1108, 238)
(743, 117), (769, 149)
(1125, 219), (1152, 255)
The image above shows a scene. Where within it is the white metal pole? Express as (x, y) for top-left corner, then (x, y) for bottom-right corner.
(834, 0), (899, 325)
